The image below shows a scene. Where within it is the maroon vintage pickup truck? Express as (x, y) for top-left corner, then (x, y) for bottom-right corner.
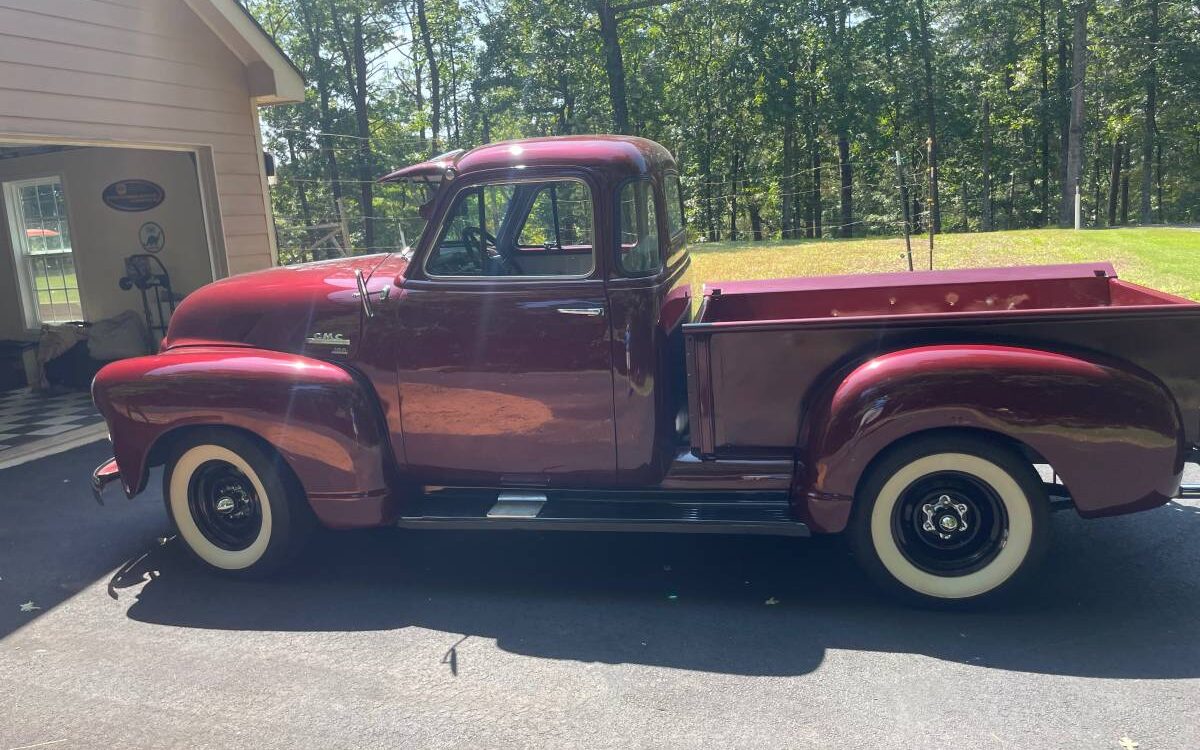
(92, 136), (1200, 604)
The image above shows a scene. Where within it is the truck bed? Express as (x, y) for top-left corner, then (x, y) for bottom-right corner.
(684, 263), (1200, 456)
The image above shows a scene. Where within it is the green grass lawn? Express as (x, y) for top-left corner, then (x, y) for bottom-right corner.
(34, 270), (80, 305)
(691, 227), (1200, 300)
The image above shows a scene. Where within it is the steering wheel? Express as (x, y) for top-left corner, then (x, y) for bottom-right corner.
(460, 225), (497, 268)
(462, 225), (524, 275)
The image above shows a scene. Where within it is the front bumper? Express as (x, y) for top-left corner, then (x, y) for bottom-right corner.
(91, 458), (121, 505)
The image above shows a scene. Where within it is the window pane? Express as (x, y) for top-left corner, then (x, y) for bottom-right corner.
(617, 180), (661, 275)
(6, 176), (81, 325)
(664, 175), (685, 236)
(427, 180), (594, 278)
(518, 182), (593, 249)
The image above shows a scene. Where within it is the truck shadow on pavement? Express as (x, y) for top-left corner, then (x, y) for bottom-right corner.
(113, 499), (1200, 680)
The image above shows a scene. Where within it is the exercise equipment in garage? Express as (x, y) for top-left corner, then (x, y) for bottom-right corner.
(119, 253), (178, 341)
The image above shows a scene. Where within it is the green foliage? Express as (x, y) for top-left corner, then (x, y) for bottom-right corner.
(247, 0), (1200, 264)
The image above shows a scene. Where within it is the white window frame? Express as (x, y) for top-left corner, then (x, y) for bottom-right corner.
(3, 174), (82, 329)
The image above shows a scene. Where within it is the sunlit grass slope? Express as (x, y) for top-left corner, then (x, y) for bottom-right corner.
(690, 227), (1200, 300)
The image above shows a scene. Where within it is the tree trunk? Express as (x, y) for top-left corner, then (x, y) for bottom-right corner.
(959, 180), (970, 231)
(837, 132), (852, 237)
(597, 2), (630, 134)
(408, 1), (426, 144)
(1155, 140), (1163, 222)
(807, 54), (821, 239)
(286, 134), (314, 255)
(1039, 0), (1051, 225)
(333, 11), (375, 251)
(1056, 0), (1070, 198)
(1107, 137), (1122, 226)
(415, 0), (440, 151)
(749, 203), (763, 241)
(1059, 1), (1088, 226)
(781, 117), (795, 239)
(297, 0), (343, 244)
(981, 96), (993, 231)
(1120, 140), (1131, 225)
(915, 0), (941, 233)
(728, 149), (739, 241)
(447, 37), (461, 143)
(912, 177), (922, 233)
(1091, 152), (1102, 225)
(1140, 0), (1158, 224)
(1006, 171), (1017, 228)
(702, 97), (716, 242)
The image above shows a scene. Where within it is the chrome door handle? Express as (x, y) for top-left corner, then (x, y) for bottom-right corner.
(556, 306), (605, 317)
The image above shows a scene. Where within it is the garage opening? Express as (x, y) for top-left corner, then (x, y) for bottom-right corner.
(0, 142), (219, 459)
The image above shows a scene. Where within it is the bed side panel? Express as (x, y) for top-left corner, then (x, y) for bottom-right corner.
(694, 308), (1200, 456)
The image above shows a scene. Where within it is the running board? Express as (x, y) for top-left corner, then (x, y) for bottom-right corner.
(395, 493), (810, 537)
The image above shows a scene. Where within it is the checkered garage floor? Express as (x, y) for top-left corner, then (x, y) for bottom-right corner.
(0, 387), (105, 453)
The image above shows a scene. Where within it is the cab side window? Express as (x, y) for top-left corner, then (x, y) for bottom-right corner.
(616, 180), (661, 275)
(426, 179), (594, 277)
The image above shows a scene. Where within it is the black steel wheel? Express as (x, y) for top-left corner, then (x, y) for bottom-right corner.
(186, 460), (264, 551)
(848, 433), (1050, 606)
(164, 429), (315, 576)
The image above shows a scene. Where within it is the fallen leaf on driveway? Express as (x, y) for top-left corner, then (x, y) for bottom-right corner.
(765, 597), (780, 606)
(19, 601), (40, 612)
(1118, 738), (1139, 750)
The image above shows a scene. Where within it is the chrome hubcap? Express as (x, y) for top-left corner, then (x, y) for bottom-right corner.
(922, 494), (971, 540)
(892, 471), (1008, 577)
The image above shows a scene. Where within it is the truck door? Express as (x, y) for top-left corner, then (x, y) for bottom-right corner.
(392, 174), (616, 487)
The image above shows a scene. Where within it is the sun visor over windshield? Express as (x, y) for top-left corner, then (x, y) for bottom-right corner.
(377, 149), (465, 184)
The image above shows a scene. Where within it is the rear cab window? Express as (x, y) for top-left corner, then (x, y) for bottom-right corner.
(663, 173), (687, 266)
(616, 179), (662, 276)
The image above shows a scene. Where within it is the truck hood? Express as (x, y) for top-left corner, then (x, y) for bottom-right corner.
(163, 253), (404, 355)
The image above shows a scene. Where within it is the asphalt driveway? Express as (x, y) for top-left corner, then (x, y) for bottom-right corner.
(2, 441), (1199, 749)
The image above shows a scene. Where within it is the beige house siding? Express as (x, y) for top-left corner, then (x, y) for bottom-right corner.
(0, 0), (285, 280)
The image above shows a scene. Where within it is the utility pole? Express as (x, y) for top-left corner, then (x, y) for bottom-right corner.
(896, 151), (914, 271)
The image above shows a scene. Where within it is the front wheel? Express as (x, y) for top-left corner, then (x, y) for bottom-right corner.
(163, 429), (314, 576)
(848, 434), (1050, 606)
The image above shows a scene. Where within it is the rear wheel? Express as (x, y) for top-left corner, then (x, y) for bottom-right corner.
(848, 434), (1049, 605)
(163, 429), (314, 576)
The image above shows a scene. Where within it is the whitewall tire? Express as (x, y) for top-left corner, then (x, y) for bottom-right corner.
(849, 434), (1050, 605)
(163, 429), (313, 576)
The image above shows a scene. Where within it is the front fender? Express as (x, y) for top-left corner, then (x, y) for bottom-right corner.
(92, 346), (397, 528)
(798, 344), (1184, 533)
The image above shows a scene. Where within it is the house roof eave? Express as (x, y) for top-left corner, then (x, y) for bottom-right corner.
(184, 0), (306, 106)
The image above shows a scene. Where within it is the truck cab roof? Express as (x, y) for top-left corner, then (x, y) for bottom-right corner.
(378, 135), (677, 186)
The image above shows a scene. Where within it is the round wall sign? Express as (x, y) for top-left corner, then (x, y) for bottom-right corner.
(139, 221), (165, 253)
(103, 179), (165, 212)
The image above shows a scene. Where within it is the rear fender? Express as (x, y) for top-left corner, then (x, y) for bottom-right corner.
(92, 346), (398, 528)
(796, 344), (1184, 533)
